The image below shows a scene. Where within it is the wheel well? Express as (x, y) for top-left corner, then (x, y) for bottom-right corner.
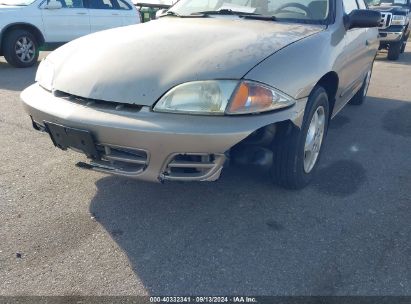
(316, 72), (339, 116)
(1, 23), (45, 53)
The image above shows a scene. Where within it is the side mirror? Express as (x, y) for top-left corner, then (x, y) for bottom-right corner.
(155, 8), (168, 18)
(44, 0), (62, 9)
(347, 9), (381, 29)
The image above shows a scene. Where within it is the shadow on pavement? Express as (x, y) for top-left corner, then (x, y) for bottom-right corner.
(0, 61), (39, 92)
(375, 49), (411, 66)
(89, 97), (411, 295)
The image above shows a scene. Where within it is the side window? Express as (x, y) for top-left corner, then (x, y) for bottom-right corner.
(56, 0), (84, 8)
(86, 0), (128, 9)
(117, 0), (131, 10)
(343, 0), (359, 13)
(102, 0), (115, 8)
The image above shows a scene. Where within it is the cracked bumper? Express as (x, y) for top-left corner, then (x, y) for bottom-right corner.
(21, 84), (306, 182)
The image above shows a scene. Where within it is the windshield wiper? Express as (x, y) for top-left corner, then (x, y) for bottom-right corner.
(162, 10), (182, 17)
(241, 15), (277, 21)
(191, 9), (261, 16)
(165, 8), (276, 21)
(191, 9), (276, 21)
(159, 10), (208, 18)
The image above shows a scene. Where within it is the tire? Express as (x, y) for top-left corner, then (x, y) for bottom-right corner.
(3, 29), (39, 68)
(387, 40), (401, 61)
(349, 69), (372, 106)
(271, 86), (329, 189)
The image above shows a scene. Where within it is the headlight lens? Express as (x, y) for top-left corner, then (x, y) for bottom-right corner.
(391, 15), (406, 25)
(154, 80), (238, 115)
(154, 80), (295, 115)
(36, 59), (54, 91)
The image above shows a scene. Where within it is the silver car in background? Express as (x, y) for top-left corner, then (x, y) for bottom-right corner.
(21, 0), (381, 189)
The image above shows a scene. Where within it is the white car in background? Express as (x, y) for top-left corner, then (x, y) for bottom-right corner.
(0, 0), (140, 67)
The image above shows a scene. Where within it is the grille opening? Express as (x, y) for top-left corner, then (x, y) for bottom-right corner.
(91, 159), (145, 173)
(98, 146), (147, 162)
(167, 154), (216, 175)
(91, 145), (149, 175)
(386, 14), (391, 27)
(162, 153), (226, 181)
(55, 91), (143, 112)
(378, 12), (392, 29)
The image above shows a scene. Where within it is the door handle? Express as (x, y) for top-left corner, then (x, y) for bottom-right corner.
(77, 12), (87, 15)
(112, 13), (120, 15)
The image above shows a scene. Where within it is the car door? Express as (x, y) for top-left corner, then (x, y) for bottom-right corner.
(358, 0), (379, 69)
(41, 0), (91, 42)
(334, 0), (370, 112)
(85, 0), (135, 33)
(117, 0), (140, 25)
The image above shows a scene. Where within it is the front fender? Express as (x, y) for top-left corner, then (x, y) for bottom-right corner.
(244, 27), (346, 100)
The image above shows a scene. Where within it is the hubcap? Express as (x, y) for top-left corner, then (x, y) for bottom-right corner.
(15, 36), (35, 63)
(304, 106), (325, 173)
(363, 70), (371, 97)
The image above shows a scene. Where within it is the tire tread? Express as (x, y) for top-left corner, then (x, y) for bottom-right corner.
(271, 87), (329, 189)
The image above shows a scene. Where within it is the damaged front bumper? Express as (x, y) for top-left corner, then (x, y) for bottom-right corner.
(21, 84), (307, 182)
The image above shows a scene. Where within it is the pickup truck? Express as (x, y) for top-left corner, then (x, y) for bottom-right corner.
(368, 0), (410, 60)
(0, 0), (140, 68)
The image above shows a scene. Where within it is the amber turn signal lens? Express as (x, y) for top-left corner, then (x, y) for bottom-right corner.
(229, 82), (249, 112)
(227, 82), (274, 114)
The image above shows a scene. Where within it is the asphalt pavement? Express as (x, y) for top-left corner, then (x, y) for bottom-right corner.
(0, 47), (410, 296)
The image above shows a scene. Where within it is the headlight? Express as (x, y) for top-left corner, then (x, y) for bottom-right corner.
(154, 80), (295, 115)
(391, 15), (406, 25)
(35, 59), (55, 91)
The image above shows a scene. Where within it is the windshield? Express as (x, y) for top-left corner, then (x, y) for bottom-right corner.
(366, 0), (409, 6)
(170, 0), (330, 23)
(0, 0), (35, 5)
(134, 0), (177, 5)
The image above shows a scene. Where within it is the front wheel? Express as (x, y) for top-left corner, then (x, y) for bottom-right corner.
(3, 29), (39, 68)
(271, 86), (329, 189)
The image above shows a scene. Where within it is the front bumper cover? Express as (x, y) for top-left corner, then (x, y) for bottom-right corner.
(378, 26), (408, 42)
(21, 84), (307, 182)
(379, 31), (403, 42)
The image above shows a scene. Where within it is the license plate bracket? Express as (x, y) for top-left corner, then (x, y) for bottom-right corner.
(44, 121), (99, 159)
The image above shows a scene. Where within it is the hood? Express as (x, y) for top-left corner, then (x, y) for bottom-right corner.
(48, 18), (324, 106)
